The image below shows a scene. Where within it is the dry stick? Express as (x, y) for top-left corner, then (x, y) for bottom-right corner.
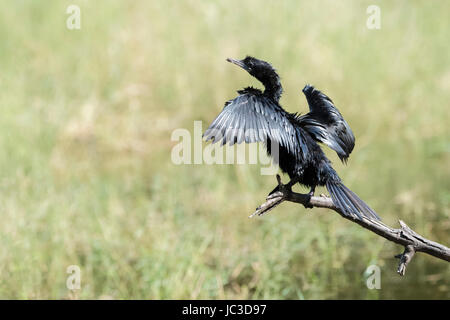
(250, 175), (450, 276)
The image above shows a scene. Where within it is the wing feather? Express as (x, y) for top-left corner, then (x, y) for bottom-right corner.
(297, 85), (355, 163)
(203, 91), (307, 160)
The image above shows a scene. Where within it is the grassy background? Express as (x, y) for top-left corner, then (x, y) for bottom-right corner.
(0, 0), (448, 299)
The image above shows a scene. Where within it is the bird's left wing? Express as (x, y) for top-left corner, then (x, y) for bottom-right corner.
(297, 85), (355, 163)
(203, 90), (308, 160)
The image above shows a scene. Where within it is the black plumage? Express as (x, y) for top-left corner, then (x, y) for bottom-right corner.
(203, 56), (380, 221)
(297, 84), (355, 163)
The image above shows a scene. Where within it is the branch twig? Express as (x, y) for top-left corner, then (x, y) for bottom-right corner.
(250, 175), (450, 275)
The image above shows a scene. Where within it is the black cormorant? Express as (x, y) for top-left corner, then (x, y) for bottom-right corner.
(203, 56), (380, 221)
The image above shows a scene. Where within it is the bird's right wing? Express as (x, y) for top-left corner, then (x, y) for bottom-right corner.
(203, 90), (309, 160)
(297, 85), (355, 163)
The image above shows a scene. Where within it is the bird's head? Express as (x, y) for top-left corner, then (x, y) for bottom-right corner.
(227, 56), (278, 84)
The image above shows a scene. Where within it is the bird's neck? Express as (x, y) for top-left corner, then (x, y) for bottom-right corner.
(261, 73), (283, 102)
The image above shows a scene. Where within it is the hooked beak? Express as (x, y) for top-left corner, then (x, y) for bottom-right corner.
(226, 58), (247, 70)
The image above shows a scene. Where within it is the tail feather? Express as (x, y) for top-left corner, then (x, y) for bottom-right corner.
(326, 181), (381, 221)
(328, 183), (350, 217)
(343, 187), (379, 219)
(334, 184), (363, 220)
(328, 183), (363, 220)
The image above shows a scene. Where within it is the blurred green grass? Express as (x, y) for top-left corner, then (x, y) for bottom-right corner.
(0, 0), (448, 299)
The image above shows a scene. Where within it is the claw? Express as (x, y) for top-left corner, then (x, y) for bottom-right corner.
(268, 185), (280, 196)
(303, 194), (313, 209)
(267, 191), (284, 200)
(267, 184), (291, 198)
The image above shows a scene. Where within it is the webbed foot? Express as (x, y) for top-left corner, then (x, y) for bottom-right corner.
(303, 187), (316, 209)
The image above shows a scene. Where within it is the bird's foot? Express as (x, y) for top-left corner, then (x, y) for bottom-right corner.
(303, 188), (315, 209)
(267, 187), (290, 200)
(267, 175), (294, 199)
(267, 185), (282, 197)
(303, 195), (314, 209)
(303, 202), (313, 209)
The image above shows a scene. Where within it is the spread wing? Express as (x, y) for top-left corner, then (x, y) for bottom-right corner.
(297, 85), (355, 163)
(203, 89), (309, 160)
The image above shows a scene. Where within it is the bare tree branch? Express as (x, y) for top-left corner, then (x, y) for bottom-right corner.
(250, 175), (450, 275)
